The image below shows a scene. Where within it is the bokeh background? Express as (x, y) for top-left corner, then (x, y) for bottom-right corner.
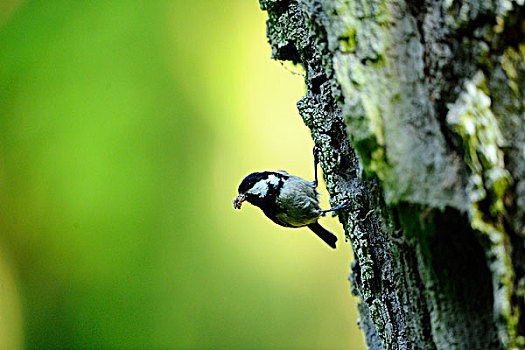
(0, 1), (365, 349)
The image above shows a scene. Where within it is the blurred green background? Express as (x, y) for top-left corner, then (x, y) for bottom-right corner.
(0, 1), (365, 349)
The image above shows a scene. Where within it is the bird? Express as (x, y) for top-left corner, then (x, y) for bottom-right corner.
(233, 148), (349, 249)
(232, 169), (339, 248)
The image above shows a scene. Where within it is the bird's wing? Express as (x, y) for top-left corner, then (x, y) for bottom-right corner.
(275, 177), (321, 227)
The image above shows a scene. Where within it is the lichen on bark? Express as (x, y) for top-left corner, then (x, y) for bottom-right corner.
(259, 0), (525, 349)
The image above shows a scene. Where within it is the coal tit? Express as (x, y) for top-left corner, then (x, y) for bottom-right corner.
(233, 149), (346, 249)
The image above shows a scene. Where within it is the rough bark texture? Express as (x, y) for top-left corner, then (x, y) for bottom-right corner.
(259, 0), (525, 349)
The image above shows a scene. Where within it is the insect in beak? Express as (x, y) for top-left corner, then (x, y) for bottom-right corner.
(233, 194), (246, 209)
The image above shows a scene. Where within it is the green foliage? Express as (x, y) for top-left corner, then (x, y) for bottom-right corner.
(0, 1), (364, 349)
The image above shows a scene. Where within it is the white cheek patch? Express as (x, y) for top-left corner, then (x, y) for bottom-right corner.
(267, 175), (280, 187)
(247, 180), (269, 197)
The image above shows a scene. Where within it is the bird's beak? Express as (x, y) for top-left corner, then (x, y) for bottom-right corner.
(233, 194), (246, 209)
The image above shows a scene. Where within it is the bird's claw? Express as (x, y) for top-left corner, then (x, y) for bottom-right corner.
(321, 200), (352, 216)
(313, 146), (320, 188)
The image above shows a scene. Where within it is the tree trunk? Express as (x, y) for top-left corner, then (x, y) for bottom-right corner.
(259, 0), (525, 349)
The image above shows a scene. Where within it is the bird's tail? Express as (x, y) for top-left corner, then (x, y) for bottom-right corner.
(307, 222), (337, 249)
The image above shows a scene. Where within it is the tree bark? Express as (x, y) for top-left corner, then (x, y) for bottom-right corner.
(259, 0), (525, 349)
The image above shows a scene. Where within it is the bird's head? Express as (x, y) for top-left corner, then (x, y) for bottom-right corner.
(233, 171), (286, 209)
